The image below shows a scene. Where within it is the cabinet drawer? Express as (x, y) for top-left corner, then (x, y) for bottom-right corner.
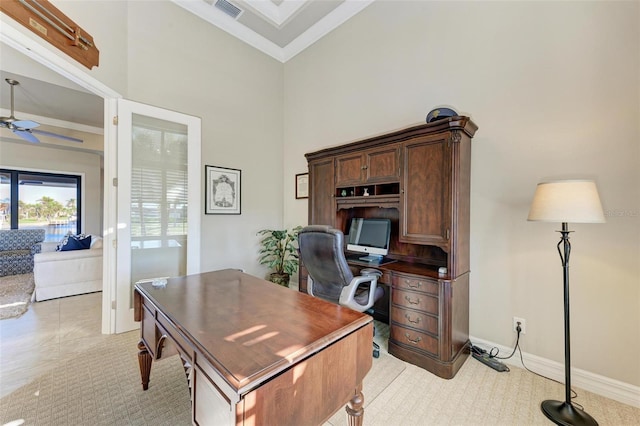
(390, 324), (439, 356)
(392, 274), (438, 295)
(392, 288), (439, 315)
(390, 306), (438, 336)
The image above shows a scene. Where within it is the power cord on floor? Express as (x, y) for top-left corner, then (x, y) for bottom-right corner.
(470, 322), (584, 410)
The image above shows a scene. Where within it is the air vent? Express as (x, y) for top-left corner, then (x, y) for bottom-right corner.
(214, 0), (242, 19)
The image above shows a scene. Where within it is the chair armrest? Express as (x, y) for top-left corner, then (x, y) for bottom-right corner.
(31, 243), (43, 255)
(39, 242), (59, 253)
(339, 275), (379, 312)
(307, 276), (315, 297)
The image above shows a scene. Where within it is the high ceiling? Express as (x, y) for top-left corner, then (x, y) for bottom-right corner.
(173, 0), (373, 62)
(0, 0), (372, 131)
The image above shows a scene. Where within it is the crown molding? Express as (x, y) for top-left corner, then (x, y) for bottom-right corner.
(282, 0), (373, 62)
(172, 0), (374, 63)
(237, 0), (307, 28)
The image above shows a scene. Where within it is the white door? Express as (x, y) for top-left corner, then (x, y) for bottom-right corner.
(115, 99), (201, 333)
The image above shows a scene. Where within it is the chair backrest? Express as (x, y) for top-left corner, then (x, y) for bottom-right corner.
(298, 225), (354, 303)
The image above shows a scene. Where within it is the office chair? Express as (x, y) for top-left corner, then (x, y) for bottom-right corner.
(298, 225), (384, 357)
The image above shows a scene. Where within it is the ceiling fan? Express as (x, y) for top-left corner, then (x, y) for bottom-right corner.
(0, 78), (83, 144)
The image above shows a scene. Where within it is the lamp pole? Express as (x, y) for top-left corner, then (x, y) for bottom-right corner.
(540, 222), (597, 426)
(528, 180), (604, 426)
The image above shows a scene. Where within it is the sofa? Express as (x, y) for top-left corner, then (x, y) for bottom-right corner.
(33, 235), (103, 301)
(0, 229), (45, 277)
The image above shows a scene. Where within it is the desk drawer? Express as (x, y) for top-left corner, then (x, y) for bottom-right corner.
(392, 288), (439, 316)
(392, 274), (438, 295)
(141, 305), (157, 358)
(193, 365), (234, 426)
(390, 306), (438, 336)
(156, 311), (192, 362)
(390, 324), (439, 356)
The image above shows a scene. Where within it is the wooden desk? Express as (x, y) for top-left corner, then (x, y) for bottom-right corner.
(134, 269), (373, 425)
(300, 259), (470, 379)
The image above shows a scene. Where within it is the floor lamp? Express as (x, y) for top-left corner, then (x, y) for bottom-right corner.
(527, 180), (604, 426)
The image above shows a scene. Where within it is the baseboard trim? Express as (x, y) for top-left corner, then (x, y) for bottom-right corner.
(469, 335), (640, 408)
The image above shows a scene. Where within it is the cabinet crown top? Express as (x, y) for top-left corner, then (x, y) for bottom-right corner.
(305, 116), (477, 160)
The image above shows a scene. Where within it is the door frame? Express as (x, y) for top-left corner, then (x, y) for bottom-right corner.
(115, 99), (201, 332)
(1, 18), (121, 333)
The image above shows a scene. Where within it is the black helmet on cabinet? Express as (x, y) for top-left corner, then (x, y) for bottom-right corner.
(426, 107), (458, 123)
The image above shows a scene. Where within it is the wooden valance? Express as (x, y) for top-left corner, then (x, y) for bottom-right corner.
(0, 0), (99, 69)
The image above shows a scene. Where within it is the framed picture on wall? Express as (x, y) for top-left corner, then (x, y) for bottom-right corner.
(205, 165), (241, 214)
(296, 173), (309, 199)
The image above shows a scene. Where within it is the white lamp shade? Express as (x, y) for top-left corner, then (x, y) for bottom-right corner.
(528, 180), (606, 223)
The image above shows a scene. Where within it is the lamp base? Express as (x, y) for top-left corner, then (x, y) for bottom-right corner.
(541, 400), (598, 426)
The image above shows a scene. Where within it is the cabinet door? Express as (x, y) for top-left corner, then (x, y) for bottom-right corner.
(336, 146), (400, 186)
(400, 134), (451, 245)
(366, 145), (400, 182)
(308, 158), (335, 226)
(335, 153), (365, 186)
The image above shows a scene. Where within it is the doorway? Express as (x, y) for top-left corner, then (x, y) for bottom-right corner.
(1, 24), (201, 334)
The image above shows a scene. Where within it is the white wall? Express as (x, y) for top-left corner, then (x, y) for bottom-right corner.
(124, 2), (284, 278)
(6, 0), (637, 390)
(19, 1), (284, 279)
(51, 0), (129, 95)
(283, 1), (640, 387)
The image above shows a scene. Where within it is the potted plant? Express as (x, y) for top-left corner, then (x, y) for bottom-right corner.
(257, 226), (302, 287)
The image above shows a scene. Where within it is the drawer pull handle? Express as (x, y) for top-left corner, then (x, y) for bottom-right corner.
(156, 334), (167, 358)
(405, 295), (420, 305)
(405, 313), (421, 324)
(404, 333), (422, 344)
(405, 279), (422, 289)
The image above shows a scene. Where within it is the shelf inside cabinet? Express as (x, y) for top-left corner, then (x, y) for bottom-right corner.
(336, 182), (400, 199)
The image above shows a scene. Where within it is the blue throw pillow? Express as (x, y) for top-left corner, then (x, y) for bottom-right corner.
(57, 234), (91, 251)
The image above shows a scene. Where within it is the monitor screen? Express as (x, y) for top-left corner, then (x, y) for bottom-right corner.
(347, 218), (391, 258)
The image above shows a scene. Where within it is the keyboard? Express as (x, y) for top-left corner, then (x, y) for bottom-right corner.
(345, 253), (396, 266)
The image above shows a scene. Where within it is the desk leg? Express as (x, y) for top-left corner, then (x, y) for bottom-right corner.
(345, 384), (365, 426)
(138, 340), (152, 390)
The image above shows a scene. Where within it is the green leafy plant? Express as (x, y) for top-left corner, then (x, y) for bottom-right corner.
(257, 226), (302, 285)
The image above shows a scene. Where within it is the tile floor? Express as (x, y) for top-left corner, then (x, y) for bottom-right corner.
(0, 292), (105, 399)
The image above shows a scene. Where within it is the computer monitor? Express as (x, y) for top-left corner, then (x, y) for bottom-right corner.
(346, 218), (391, 261)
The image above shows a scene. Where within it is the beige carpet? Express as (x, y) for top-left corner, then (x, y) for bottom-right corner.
(0, 273), (35, 320)
(1, 322), (638, 426)
(0, 330), (192, 425)
(327, 351), (406, 425)
(0, 326), (406, 426)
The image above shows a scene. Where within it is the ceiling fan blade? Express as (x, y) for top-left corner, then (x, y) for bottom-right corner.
(13, 120), (40, 129)
(13, 129), (40, 143)
(31, 129), (83, 143)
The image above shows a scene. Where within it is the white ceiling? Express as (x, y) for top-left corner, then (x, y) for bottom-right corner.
(0, 0), (372, 130)
(0, 70), (104, 129)
(173, 0), (374, 62)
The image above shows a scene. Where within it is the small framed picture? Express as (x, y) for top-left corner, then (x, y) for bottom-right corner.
(296, 173), (309, 199)
(205, 165), (241, 214)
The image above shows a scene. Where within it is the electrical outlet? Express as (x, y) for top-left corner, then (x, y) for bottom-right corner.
(513, 317), (526, 334)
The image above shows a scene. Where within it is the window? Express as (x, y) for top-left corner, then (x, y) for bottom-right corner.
(0, 169), (81, 241)
(130, 114), (188, 247)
